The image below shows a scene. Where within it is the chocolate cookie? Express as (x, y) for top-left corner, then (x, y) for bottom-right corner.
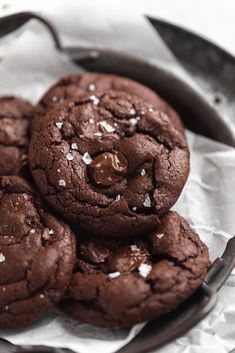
(0, 96), (33, 177)
(32, 72), (184, 134)
(29, 91), (189, 238)
(61, 212), (210, 328)
(0, 176), (76, 329)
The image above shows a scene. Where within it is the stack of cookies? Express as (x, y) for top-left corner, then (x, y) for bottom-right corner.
(0, 73), (210, 329)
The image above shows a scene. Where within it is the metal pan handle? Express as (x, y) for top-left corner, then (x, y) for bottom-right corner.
(0, 12), (61, 49)
(0, 11), (99, 64)
(205, 235), (235, 292)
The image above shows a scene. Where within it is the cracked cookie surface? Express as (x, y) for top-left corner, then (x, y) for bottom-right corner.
(32, 72), (185, 134)
(60, 211), (210, 328)
(0, 176), (76, 329)
(29, 91), (189, 238)
(0, 96), (33, 177)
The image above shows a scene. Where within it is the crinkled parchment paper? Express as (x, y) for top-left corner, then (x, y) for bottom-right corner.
(0, 2), (235, 352)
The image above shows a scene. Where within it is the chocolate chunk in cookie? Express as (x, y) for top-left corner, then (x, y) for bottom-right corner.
(0, 176), (76, 329)
(29, 91), (189, 238)
(61, 212), (210, 328)
(0, 96), (33, 177)
(32, 72), (184, 134)
(88, 151), (128, 186)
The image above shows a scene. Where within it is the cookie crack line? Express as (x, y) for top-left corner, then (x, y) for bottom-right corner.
(37, 92), (186, 152)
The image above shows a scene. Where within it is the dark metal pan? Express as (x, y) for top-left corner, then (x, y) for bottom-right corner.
(0, 11), (235, 353)
(146, 16), (235, 110)
(1, 12), (235, 146)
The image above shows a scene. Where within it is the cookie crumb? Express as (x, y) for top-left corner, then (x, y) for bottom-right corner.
(108, 272), (121, 278)
(71, 143), (78, 150)
(55, 122), (63, 129)
(59, 179), (66, 187)
(48, 229), (54, 235)
(0, 253), (6, 263)
(99, 121), (115, 133)
(66, 153), (74, 161)
(90, 95), (99, 105)
(138, 263), (152, 278)
(88, 83), (96, 92)
(82, 152), (92, 165)
(143, 195), (151, 208)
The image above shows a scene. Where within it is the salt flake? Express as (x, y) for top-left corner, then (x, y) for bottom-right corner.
(66, 153), (74, 161)
(156, 233), (164, 239)
(130, 108), (136, 115)
(143, 195), (151, 208)
(108, 272), (120, 278)
(130, 245), (140, 252)
(82, 152), (92, 165)
(140, 169), (146, 176)
(88, 83), (96, 92)
(130, 118), (138, 126)
(71, 143), (78, 150)
(55, 122), (63, 129)
(59, 179), (66, 187)
(115, 194), (121, 202)
(138, 263), (152, 278)
(99, 121), (115, 133)
(0, 253), (5, 263)
(90, 95), (99, 105)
